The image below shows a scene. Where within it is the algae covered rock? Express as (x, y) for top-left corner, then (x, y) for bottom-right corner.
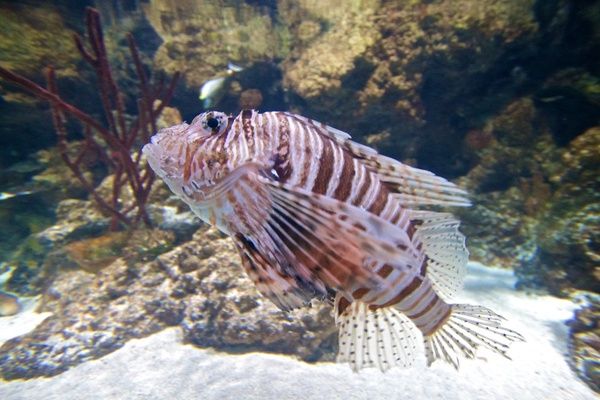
(0, 227), (336, 380)
(281, 0), (381, 102)
(456, 98), (558, 268)
(456, 96), (599, 296)
(527, 127), (600, 294)
(0, 2), (88, 167)
(569, 293), (600, 393)
(144, 0), (283, 89)
(0, 3), (79, 82)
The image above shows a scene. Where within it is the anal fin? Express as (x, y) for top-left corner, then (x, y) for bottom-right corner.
(335, 295), (419, 372)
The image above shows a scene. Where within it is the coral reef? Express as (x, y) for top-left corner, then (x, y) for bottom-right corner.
(457, 96), (599, 296)
(0, 227), (335, 380)
(144, 0), (282, 89)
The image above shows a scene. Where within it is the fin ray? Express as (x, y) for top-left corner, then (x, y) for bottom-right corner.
(409, 211), (468, 300)
(424, 304), (524, 369)
(235, 235), (313, 311)
(335, 296), (419, 372)
(262, 178), (421, 295)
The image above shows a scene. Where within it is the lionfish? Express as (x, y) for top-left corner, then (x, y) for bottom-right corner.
(143, 110), (523, 371)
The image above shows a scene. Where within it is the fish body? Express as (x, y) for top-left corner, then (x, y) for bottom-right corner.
(143, 110), (523, 371)
(0, 190), (33, 201)
(199, 77), (227, 109)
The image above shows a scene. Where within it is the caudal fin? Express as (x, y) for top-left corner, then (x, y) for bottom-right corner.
(424, 304), (524, 370)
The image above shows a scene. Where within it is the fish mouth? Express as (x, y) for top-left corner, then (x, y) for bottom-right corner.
(141, 143), (163, 177)
(141, 143), (156, 164)
(141, 142), (154, 158)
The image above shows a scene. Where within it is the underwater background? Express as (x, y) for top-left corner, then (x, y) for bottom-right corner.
(0, 0), (598, 398)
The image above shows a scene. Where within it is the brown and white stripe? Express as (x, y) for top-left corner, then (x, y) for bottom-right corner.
(181, 110), (452, 338)
(234, 111), (450, 337)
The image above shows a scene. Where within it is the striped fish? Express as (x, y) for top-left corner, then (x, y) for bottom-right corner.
(143, 110), (524, 371)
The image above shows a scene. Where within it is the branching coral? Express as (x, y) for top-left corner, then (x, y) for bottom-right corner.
(0, 7), (180, 230)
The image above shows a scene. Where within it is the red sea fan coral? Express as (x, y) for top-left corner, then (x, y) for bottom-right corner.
(0, 7), (180, 229)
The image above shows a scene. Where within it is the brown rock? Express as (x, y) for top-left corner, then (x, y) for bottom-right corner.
(0, 291), (21, 317)
(569, 294), (600, 393)
(0, 227), (336, 380)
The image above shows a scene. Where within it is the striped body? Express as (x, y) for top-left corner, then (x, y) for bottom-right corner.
(255, 111), (450, 335)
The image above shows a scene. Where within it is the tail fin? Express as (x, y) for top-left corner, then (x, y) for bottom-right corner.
(424, 304), (524, 370)
(335, 299), (419, 372)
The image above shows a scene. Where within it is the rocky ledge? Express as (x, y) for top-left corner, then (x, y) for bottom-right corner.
(0, 227), (336, 380)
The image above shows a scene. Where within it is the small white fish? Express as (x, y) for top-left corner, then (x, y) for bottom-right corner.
(199, 77), (227, 109)
(198, 63), (245, 109)
(144, 110), (524, 372)
(227, 62), (244, 73)
(0, 190), (32, 201)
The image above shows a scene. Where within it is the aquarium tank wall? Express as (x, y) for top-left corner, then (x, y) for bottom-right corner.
(0, 1), (598, 399)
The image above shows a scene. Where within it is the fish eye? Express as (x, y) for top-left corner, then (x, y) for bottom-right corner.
(200, 111), (227, 135)
(206, 117), (219, 129)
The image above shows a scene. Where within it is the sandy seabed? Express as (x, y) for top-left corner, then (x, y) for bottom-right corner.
(0, 263), (596, 400)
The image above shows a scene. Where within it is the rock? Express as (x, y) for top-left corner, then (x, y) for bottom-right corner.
(155, 105), (183, 130)
(0, 2), (93, 167)
(457, 97), (599, 296)
(144, 0), (283, 89)
(4, 160), (201, 296)
(63, 229), (176, 273)
(0, 291), (21, 317)
(568, 293), (600, 393)
(456, 98), (558, 268)
(531, 127), (600, 294)
(0, 3), (79, 79)
(168, 233), (336, 362)
(281, 0), (381, 101)
(37, 200), (109, 248)
(280, 0), (539, 165)
(238, 88), (263, 110)
(0, 227), (336, 380)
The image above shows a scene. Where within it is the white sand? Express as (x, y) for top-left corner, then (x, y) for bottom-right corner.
(0, 296), (51, 347)
(0, 263), (596, 400)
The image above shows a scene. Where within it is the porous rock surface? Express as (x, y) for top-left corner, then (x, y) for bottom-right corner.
(0, 227), (336, 380)
(457, 96), (599, 296)
(144, 0), (282, 89)
(569, 293), (600, 393)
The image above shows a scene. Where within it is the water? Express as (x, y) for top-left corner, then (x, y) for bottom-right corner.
(0, 1), (598, 399)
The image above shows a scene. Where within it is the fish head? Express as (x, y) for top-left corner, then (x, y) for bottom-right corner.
(143, 111), (232, 202)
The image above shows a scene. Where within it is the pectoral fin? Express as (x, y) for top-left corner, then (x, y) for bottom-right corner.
(252, 177), (422, 298)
